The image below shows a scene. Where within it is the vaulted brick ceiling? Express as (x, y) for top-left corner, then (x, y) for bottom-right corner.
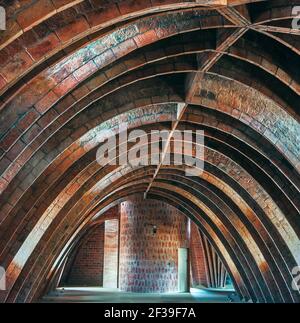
(0, 0), (299, 303)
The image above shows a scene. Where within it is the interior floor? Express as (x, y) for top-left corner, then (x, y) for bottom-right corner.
(41, 287), (240, 303)
(1, 0), (299, 304)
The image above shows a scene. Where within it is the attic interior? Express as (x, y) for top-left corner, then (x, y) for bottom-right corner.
(0, 0), (299, 303)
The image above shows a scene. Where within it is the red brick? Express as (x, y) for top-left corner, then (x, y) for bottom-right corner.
(53, 75), (78, 97)
(56, 17), (90, 43)
(17, 0), (56, 31)
(62, 224), (105, 287)
(117, 0), (152, 15)
(27, 33), (61, 61)
(35, 91), (59, 114)
(6, 141), (26, 162)
(37, 109), (59, 128)
(87, 4), (120, 27)
(22, 124), (43, 144)
(2, 162), (22, 182)
(17, 109), (40, 132)
(0, 127), (22, 151)
(134, 30), (159, 48)
(0, 51), (34, 83)
(73, 61), (98, 82)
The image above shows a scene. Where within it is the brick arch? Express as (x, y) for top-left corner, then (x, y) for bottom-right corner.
(81, 168), (298, 302)
(12, 180), (258, 304)
(3, 104), (298, 286)
(12, 167), (298, 304)
(0, 88), (298, 230)
(78, 191), (255, 299)
(0, 102), (298, 268)
(1, 71), (299, 209)
(50, 192), (250, 300)
(1, 0), (297, 93)
(0, 0), (214, 55)
(85, 172), (278, 304)
(75, 149), (298, 276)
(1, 23), (299, 166)
(3, 129), (298, 304)
(1, 7), (299, 167)
(2, 43), (298, 195)
(0, 28), (298, 208)
(0, 7), (230, 97)
(19, 167), (292, 304)
(0, 0), (299, 304)
(1, 40), (299, 192)
(0, 95), (298, 302)
(2, 36), (299, 172)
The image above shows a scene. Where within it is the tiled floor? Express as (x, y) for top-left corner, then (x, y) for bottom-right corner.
(41, 287), (240, 303)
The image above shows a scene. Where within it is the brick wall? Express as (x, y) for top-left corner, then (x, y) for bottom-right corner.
(119, 197), (188, 293)
(58, 207), (120, 287)
(63, 224), (105, 287)
(190, 223), (209, 287)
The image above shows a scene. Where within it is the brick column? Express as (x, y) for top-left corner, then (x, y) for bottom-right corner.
(119, 196), (188, 293)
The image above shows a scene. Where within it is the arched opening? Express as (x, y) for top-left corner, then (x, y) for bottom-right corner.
(47, 199), (238, 303)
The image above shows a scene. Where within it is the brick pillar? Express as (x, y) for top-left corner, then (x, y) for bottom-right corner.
(103, 219), (119, 288)
(119, 196), (188, 293)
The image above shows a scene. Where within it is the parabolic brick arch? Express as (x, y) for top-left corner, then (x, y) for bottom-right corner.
(0, 0), (299, 303)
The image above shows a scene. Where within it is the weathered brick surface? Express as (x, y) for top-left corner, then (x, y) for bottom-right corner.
(190, 223), (208, 288)
(0, 0), (299, 305)
(0, 7), (226, 98)
(0, 103), (298, 304)
(119, 197), (188, 293)
(63, 224), (105, 287)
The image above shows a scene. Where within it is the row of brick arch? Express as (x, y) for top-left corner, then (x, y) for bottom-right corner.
(0, 0), (297, 93)
(0, 81), (300, 298)
(1, 23), (300, 195)
(0, 4), (299, 135)
(3, 80), (298, 302)
(0, 0), (299, 303)
(1, 103), (299, 302)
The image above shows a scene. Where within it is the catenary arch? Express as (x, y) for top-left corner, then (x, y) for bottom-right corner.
(14, 167), (296, 304)
(0, 82), (300, 300)
(0, 85), (298, 302)
(4, 119), (300, 304)
(1, 73), (299, 211)
(0, 0), (299, 303)
(0, 105), (298, 292)
(0, 5), (299, 179)
(1, 100), (298, 268)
